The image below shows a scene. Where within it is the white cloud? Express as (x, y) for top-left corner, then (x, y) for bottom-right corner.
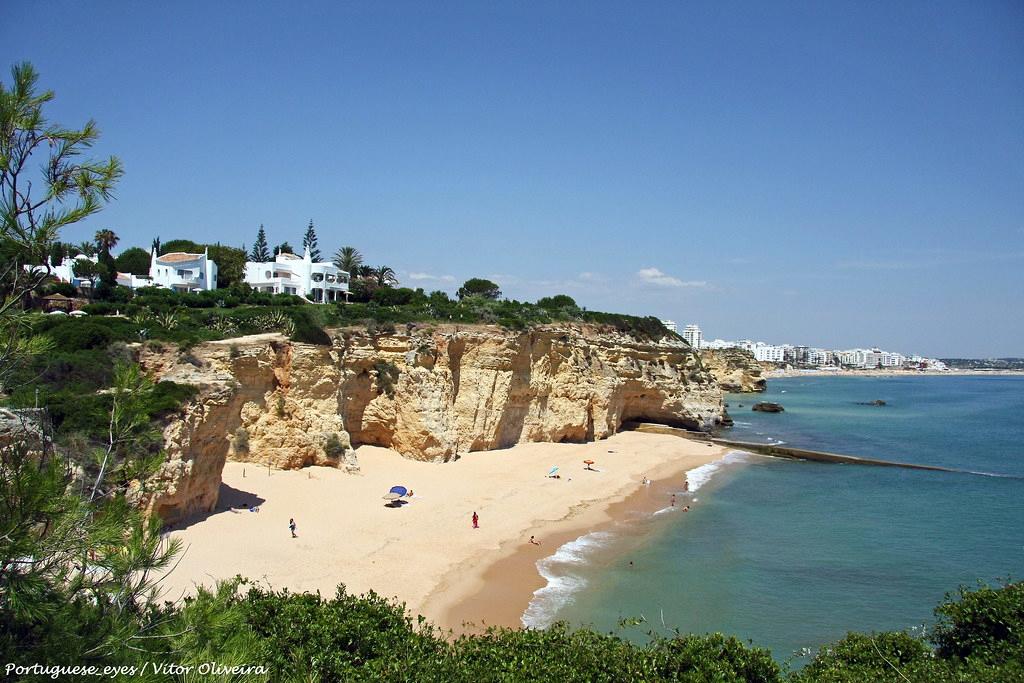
(407, 272), (456, 283)
(636, 267), (707, 288)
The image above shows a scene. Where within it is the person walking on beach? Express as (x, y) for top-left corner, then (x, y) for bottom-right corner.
(683, 480), (690, 493)
(472, 511), (479, 529)
(671, 494), (676, 507)
(288, 518), (297, 538)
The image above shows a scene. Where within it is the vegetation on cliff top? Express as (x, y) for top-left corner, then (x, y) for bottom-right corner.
(32, 284), (679, 353)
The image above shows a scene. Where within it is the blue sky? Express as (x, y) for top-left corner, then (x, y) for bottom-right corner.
(3, 1), (1022, 357)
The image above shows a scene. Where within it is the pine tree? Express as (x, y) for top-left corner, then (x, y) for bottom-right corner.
(250, 224), (270, 262)
(302, 220), (321, 261)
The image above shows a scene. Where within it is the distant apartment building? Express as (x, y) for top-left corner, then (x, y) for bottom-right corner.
(149, 248), (218, 292)
(805, 348), (833, 366)
(792, 345), (810, 364)
(682, 324), (702, 349)
(660, 319), (677, 333)
(244, 247), (349, 302)
(701, 338), (736, 350)
(881, 352), (905, 367)
(751, 343), (786, 363)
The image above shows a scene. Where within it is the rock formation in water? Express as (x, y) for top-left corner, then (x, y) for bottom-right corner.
(136, 324), (724, 524)
(752, 402), (785, 413)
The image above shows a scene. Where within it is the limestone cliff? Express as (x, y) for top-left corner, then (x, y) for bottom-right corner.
(140, 324), (724, 524)
(700, 348), (767, 393)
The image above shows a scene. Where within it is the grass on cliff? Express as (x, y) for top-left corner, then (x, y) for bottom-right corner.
(61, 288), (679, 351)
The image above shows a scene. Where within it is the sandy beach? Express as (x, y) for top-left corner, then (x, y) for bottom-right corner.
(157, 431), (726, 631)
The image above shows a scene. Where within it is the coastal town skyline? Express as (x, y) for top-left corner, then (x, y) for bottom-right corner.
(4, 1), (1021, 358)
(669, 322), (949, 370)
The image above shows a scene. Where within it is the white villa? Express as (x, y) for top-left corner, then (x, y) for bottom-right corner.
(244, 247), (349, 302)
(148, 248), (218, 292)
(26, 254), (98, 290)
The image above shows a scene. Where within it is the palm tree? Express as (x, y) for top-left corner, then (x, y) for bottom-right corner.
(333, 246), (363, 275)
(76, 240), (97, 257)
(94, 229), (118, 254)
(374, 265), (399, 287)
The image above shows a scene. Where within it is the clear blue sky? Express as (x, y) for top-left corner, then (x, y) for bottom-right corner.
(4, 1), (1022, 357)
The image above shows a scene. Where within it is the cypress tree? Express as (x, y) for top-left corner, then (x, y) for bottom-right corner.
(302, 220), (321, 261)
(250, 224), (271, 262)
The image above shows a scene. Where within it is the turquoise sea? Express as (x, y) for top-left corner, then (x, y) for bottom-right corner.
(522, 375), (1024, 662)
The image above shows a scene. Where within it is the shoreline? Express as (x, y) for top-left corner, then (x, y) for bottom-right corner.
(157, 432), (727, 630)
(763, 368), (1024, 379)
(429, 441), (725, 633)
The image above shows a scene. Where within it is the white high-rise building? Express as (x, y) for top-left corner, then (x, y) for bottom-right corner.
(660, 319), (677, 332)
(682, 324), (702, 349)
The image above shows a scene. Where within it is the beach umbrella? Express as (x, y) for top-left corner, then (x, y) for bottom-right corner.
(383, 485), (408, 501)
(547, 466), (559, 476)
(583, 459), (595, 465)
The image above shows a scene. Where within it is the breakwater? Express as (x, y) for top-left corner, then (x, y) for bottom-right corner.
(622, 421), (962, 473)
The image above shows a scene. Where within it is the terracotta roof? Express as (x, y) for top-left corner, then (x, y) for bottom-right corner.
(157, 252), (203, 263)
(42, 293), (71, 300)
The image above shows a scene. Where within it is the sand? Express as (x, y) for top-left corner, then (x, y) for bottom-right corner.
(157, 432), (727, 631)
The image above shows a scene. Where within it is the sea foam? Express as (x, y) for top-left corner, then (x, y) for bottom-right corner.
(522, 451), (751, 628)
(521, 530), (614, 628)
(684, 450), (748, 492)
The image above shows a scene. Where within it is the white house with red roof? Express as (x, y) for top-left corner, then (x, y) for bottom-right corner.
(149, 247), (218, 291)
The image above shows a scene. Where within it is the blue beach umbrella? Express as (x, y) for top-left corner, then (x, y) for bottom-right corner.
(383, 485), (408, 501)
(547, 466), (559, 476)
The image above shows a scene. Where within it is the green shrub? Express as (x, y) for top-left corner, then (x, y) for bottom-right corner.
(42, 282), (78, 298)
(792, 631), (931, 682)
(146, 381), (198, 418)
(44, 319), (115, 351)
(373, 361), (400, 397)
(289, 308), (331, 346)
(537, 294), (577, 310)
(932, 581), (1024, 663)
(233, 427), (250, 453)
(372, 287), (420, 306)
(81, 302), (120, 315)
(324, 433), (346, 458)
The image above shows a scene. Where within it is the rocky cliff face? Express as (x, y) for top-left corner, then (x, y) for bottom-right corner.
(700, 348), (767, 393)
(139, 325), (724, 524)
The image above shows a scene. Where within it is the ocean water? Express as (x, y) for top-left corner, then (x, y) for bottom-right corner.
(524, 375), (1024, 662)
